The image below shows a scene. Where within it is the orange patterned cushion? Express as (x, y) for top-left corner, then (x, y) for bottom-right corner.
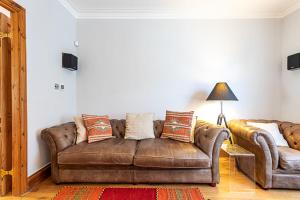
(161, 111), (194, 143)
(82, 114), (113, 143)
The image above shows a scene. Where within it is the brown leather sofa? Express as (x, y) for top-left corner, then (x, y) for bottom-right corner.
(41, 120), (229, 186)
(229, 119), (300, 189)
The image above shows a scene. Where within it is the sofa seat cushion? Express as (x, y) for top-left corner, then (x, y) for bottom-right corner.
(58, 138), (137, 166)
(278, 147), (300, 170)
(134, 138), (211, 169)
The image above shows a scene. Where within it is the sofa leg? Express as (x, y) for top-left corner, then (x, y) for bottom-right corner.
(210, 183), (216, 187)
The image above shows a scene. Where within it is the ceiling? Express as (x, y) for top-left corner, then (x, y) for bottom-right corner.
(58, 0), (300, 19)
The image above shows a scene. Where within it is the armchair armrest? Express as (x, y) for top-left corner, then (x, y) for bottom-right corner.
(228, 120), (279, 169)
(41, 122), (76, 183)
(228, 119), (280, 188)
(194, 120), (230, 184)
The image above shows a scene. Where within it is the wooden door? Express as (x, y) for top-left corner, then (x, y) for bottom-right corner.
(0, 12), (12, 196)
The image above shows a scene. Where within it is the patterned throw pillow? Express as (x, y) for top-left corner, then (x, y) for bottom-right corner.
(161, 111), (195, 143)
(82, 114), (113, 143)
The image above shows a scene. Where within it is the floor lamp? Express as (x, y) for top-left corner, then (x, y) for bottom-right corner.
(206, 82), (238, 140)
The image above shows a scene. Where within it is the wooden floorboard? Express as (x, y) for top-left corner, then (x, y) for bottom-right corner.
(2, 158), (300, 200)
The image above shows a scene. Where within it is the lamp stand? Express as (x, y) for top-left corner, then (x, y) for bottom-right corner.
(217, 101), (233, 144)
(217, 101), (228, 127)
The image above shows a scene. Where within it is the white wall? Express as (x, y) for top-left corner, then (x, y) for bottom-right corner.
(15, 0), (77, 176)
(12, 0), (298, 176)
(281, 9), (300, 123)
(77, 20), (281, 121)
(77, 19), (282, 122)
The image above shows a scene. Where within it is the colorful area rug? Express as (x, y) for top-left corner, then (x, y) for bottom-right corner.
(54, 186), (205, 200)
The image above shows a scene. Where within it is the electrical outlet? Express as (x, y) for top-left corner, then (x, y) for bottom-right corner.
(61, 84), (65, 90)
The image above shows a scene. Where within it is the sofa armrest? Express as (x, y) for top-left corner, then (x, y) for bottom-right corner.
(194, 121), (230, 158)
(228, 120), (279, 170)
(41, 122), (76, 153)
(41, 122), (76, 183)
(194, 120), (230, 184)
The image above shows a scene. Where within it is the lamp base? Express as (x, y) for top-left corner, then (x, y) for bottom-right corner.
(217, 113), (233, 144)
(217, 113), (228, 128)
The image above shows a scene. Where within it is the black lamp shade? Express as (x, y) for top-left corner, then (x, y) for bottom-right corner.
(206, 82), (238, 101)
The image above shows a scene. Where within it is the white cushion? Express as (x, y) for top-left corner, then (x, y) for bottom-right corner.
(247, 122), (289, 147)
(74, 116), (87, 144)
(125, 113), (155, 140)
(190, 116), (197, 143)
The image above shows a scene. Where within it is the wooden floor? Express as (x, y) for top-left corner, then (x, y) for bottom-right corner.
(1, 158), (300, 200)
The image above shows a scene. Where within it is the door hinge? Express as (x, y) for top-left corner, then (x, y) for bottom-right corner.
(0, 32), (12, 39)
(0, 169), (13, 178)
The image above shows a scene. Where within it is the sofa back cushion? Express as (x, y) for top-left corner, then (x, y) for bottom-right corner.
(110, 119), (164, 138)
(280, 122), (300, 151)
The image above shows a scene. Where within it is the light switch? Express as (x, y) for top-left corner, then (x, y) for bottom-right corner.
(54, 83), (60, 90)
(61, 85), (65, 90)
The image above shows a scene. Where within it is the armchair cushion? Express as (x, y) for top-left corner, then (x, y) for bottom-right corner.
(278, 146), (300, 170)
(134, 138), (211, 169)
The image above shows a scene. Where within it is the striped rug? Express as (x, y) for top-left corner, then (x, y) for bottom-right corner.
(54, 186), (205, 200)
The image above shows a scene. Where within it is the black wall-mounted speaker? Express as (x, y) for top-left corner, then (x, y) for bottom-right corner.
(288, 53), (300, 71)
(62, 53), (78, 71)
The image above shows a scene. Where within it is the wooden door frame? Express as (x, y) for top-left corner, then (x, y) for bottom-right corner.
(0, 0), (27, 196)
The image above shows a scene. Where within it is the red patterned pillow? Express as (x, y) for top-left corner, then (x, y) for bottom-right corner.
(82, 114), (113, 143)
(161, 110), (194, 143)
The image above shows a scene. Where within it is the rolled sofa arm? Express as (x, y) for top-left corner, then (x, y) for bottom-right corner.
(41, 122), (76, 183)
(228, 120), (279, 169)
(194, 120), (230, 184)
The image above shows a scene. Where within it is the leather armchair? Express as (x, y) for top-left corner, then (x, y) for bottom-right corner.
(229, 119), (300, 189)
